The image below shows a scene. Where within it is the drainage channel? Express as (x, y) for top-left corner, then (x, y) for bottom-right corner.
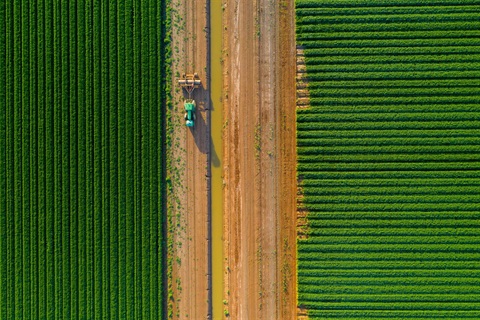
(210, 0), (224, 319)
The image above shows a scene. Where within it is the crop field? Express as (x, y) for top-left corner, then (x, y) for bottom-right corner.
(296, 0), (480, 318)
(0, 0), (166, 318)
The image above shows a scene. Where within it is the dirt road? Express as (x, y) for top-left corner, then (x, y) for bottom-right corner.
(223, 0), (297, 318)
(168, 0), (210, 318)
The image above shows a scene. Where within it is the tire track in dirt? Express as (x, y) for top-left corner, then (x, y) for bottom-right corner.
(169, 0), (210, 318)
(223, 0), (297, 318)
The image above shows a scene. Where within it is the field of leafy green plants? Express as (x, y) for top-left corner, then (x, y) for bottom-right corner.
(0, 0), (167, 318)
(296, 0), (480, 318)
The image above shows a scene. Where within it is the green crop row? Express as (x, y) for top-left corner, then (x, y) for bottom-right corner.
(297, 12), (480, 25)
(303, 193), (480, 204)
(297, 5), (480, 17)
(304, 227), (480, 237)
(304, 202), (480, 212)
(299, 251), (480, 262)
(298, 171), (480, 181)
(298, 153), (480, 163)
(307, 217), (480, 227)
(296, 0), (480, 8)
(298, 136), (480, 146)
(299, 283), (480, 295)
(305, 309), (480, 319)
(306, 217), (480, 228)
(297, 120), (480, 131)
(305, 62), (480, 74)
(300, 178), (480, 187)
(299, 30), (480, 42)
(307, 73), (480, 83)
(301, 185), (480, 196)
(305, 45), (480, 57)
(298, 104), (480, 114)
(303, 234), (480, 245)
(309, 89), (480, 101)
(298, 293), (480, 303)
(297, 127), (480, 136)
(298, 259), (480, 270)
(309, 87), (480, 99)
(300, 301), (480, 310)
(300, 38), (480, 52)
(298, 136), (480, 147)
(299, 242), (480, 253)
(306, 56), (480, 68)
(299, 22), (480, 35)
(308, 94), (480, 105)
(299, 277), (480, 289)
(298, 269), (480, 279)
(298, 144), (480, 155)
(298, 161), (480, 172)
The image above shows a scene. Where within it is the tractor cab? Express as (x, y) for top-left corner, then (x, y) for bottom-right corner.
(184, 99), (196, 127)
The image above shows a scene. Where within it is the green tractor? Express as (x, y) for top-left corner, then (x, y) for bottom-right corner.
(178, 73), (201, 127)
(184, 99), (196, 127)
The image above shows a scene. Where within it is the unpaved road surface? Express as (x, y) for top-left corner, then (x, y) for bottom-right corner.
(168, 0), (210, 318)
(223, 0), (297, 318)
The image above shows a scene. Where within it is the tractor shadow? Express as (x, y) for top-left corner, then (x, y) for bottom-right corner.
(187, 88), (209, 155)
(186, 87), (220, 169)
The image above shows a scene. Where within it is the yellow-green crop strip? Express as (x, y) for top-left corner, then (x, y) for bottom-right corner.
(0, 0), (167, 318)
(296, 0), (480, 318)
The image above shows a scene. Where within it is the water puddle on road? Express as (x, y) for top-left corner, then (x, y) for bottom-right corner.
(210, 0), (223, 318)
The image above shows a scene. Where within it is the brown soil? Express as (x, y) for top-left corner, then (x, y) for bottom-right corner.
(168, 0), (210, 318)
(223, 0), (297, 319)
